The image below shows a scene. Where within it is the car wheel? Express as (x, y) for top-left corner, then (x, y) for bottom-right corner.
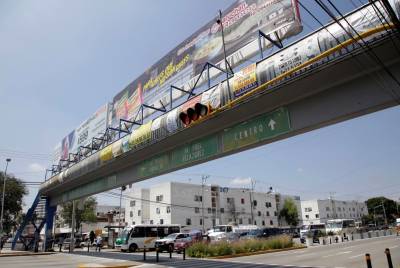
(129, 243), (138, 253)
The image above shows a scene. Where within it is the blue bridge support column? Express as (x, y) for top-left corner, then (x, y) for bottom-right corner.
(44, 198), (56, 252)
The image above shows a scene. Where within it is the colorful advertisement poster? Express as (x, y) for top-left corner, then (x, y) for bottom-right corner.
(110, 0), (302, 127)
(54, 103), (109, 162)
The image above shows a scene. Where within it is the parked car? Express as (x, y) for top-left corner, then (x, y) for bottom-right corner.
(300, 224), (326, 243)
(63, 237), (82, 249)
(174, 236), (193, 253)
(155, 233), (189, 252)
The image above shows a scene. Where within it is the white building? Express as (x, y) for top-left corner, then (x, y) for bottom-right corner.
(125, 182), (291, 231)
(300, 199), (368, 225)
(275, 193), (302, 226)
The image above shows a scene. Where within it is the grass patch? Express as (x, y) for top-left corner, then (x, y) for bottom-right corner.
(186, 235), (293, 258)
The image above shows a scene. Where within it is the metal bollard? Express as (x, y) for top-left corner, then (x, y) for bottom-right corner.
(143, 246), (146, 261)
(87, 243), (90, 252)
(169, 247), (172, 259)
(183, 247), (186, 260)
(385, 248), (393, 268)
(365, 253), (372, 268)
(156, 247), (159, 262)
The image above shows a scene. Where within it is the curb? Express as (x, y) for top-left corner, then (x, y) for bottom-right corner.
(192, 246), (306, 259)
(78, 261), (140, 268)
(0, 252), (56, 257)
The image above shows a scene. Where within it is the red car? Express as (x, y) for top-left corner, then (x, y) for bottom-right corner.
(174, 230), (202, 253)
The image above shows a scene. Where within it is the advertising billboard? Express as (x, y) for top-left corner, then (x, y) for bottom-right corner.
(110, 0), (302, 127)
(53, 103), (110, 162)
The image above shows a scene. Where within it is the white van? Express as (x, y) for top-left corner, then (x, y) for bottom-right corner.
(326, 219), (356, 236)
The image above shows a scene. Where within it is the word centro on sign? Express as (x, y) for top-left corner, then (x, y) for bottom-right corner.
(234, 122), (267, 141)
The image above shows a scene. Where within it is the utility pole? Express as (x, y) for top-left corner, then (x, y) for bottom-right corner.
(329, 192), (336, 219)
(119, 186), (126, 226)
(382, 200), (388, 225)
(0, 158), (11, 235)
(249, 179), (256, 225)
(201, 175), (209, 233)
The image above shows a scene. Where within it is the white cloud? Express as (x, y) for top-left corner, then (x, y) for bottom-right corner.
(230, 177), (252, 186)
(29, 163), (45, 172)
(296, 168), (304, 173)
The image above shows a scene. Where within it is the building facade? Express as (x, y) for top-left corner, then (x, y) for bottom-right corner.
(125, 182), (290, 231)
(300, 199), (368, 225)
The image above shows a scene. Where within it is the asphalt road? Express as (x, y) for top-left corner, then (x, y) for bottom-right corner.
(1, 235), (398, 268)
(226, 235), (400, 268)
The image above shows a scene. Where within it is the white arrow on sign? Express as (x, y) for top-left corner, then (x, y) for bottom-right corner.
(268, 119), (276, 130)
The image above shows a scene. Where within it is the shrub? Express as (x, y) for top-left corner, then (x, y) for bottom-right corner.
(187, 235), (294, 258)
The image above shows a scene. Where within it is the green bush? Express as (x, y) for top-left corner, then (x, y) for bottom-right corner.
(187, 235), (294, 258)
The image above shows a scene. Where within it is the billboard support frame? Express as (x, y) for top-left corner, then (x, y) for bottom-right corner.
(170, 85), (196, 110)
(187, 61), (234, 101)
(258, 30), (283, 60)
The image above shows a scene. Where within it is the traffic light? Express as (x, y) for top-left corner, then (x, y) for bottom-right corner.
(179, 102), (211, 127)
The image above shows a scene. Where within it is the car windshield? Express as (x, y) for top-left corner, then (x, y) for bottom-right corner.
(327, 222), (342, 229)
(249, 229), (261, 235)
(119, 229), (130, 239)
(165, 233), (179, 239)
(212, 226), (227, 232)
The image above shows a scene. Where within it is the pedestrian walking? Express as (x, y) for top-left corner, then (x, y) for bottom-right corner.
(89, 231), (95, 246)
(95, 235), (102, 252)
(58, 237), (64, 252)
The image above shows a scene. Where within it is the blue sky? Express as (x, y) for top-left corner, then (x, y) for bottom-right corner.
(0, 0), (399, 209)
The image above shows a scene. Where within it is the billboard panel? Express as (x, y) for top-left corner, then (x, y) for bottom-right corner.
(54, 103), (109, 162)
(110, 0), (302, 127)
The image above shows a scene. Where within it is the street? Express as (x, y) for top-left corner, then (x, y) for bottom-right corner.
(1, 235), (398, 268)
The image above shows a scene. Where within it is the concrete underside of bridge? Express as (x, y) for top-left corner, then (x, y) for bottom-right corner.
(45, 34), (400, 205)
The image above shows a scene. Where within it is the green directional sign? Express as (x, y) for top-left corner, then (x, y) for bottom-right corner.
(138, 153), (170, 177)
(171, 135), (219, 168)
(222, 107), (291, 153)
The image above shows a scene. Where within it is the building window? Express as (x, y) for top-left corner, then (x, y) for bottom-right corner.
(326, 207), (330, 211)
(227, 197), (234, 204)
(195, 207), (200, 213)
(166, 206), (171, 213)
(241, 198), (245, 204)
(138, 210), (141, 216)
(254, 220), (257, 225)
(200, 218), (203, 225)
(257, 211), (261, 216)
(315, 214), (319, 218)
(253, 200), (257, 207)
(274, 211), (277, 216)
(305, 207), (312, 212)
(207, 208), (212, 214)
(265, 202), (272, 208)
(160, 219), (164, 224)
(150, 220), (153, 224)
(239, 218), (243, 224)
(130, 201), (136, 207)
(130, 211), (133, 217)
(338, 207), (341, 211)
(270, 220), (273, 226)
(248, 218), (251, 224)
(156, 208), (160, 214)
(186, 218), (191, 225)
(305, 215), (309, 219)
(156, 195), (163, 202)
(220, 208), (224, 213)
(266, 211), (270, 216)
(262, 220), (265, 226)
(195, 195), (202, 202)
(228, 218), (232, 222)
(327, 213), (330, 218)
(132, 221), (135, 225)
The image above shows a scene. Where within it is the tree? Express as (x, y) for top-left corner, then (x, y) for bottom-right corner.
(279, 198), (299, 227)
(0, 172), (28, 234)
(60, 197), (97, 233)
(365, 197), (398, 224)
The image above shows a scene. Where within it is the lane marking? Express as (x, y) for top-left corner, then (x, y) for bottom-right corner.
(349, 253), (365, 259)
(323, 251), (352, 258)
(389, 245), (398, 249)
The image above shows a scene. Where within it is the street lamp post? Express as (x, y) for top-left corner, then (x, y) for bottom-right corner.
(0, 158), (11, 235)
